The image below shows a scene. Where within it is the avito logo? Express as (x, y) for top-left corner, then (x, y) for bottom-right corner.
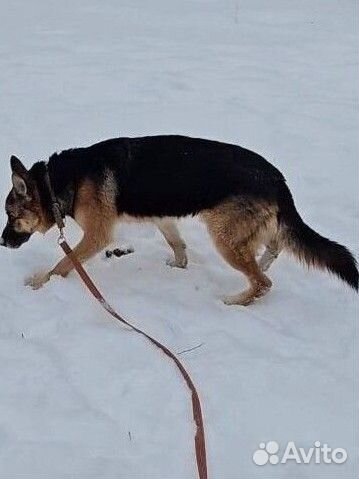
(253, 441), (347, 466)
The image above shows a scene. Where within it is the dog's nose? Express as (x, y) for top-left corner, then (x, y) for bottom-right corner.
(0, 237), (5, 246)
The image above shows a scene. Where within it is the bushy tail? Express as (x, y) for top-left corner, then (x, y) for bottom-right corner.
(276, 181), (358, 290)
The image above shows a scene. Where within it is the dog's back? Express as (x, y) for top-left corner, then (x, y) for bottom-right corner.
(49, 135), (284, 218)
(116, 135), (284, 217)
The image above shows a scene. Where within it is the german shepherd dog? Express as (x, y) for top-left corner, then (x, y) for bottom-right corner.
(1, 136), (358, 305)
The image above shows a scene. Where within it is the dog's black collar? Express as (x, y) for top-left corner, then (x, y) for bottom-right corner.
(44, 163), (65, 231)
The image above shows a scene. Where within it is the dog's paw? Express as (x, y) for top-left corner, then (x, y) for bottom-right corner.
(166, 256), (188, 269)
(221, 292), (254, 306)
(24, 271), (50, 290)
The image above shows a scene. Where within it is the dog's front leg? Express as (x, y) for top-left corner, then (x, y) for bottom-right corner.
(51, 233), (111, 277)
(26, 178), (117, 289)
(24, 270), (53, 290)
(25, 233), (111, 289)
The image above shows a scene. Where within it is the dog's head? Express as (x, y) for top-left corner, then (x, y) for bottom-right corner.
(1, 156), (51, 249)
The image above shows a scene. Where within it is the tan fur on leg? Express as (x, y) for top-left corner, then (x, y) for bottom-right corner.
(201, 198), (276, 305)
(50, 232), (112, 278)
(259, 239), (281, 272)
(33, 178), (117, 286)
(215, 240), (272, 306)
(54, 179), (116, 276)
(154, 218), (188, 268)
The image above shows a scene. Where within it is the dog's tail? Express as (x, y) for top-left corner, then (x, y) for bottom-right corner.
(276, 181), (358, 290)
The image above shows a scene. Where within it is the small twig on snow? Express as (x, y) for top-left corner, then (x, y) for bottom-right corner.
(177, 342), (205, 355)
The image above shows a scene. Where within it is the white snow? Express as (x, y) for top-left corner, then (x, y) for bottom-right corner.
(0, 1), (357, 478)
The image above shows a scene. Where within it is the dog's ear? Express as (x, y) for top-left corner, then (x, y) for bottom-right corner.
(10, 155), (30, 197)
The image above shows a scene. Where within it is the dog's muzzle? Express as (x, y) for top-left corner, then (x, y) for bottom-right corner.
(0, 223), (31, 249)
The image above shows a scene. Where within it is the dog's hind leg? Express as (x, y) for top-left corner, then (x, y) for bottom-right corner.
(258, 239), (281, 272)
(214, 239), (272, 306)
(201, 199), (275, 305)
(154, 218), (188, 268)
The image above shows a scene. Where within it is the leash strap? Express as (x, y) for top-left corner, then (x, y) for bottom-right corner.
(59, 238), (208, 479)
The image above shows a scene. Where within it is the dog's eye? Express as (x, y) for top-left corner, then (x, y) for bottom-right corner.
(7, 210), (21, 221)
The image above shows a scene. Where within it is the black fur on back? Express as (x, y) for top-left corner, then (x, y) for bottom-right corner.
(39, 135), (284, 218)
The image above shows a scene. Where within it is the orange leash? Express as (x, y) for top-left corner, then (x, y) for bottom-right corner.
(59, 238), (208, 479)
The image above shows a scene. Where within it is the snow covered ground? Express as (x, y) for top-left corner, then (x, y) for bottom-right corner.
(0, 1), (357, 477)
